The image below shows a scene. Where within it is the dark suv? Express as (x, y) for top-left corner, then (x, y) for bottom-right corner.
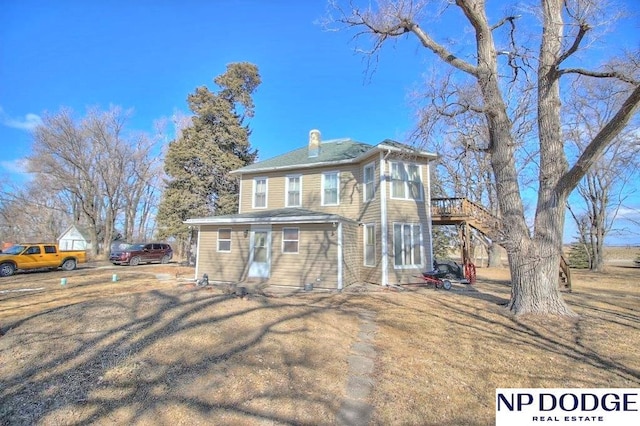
(109, 242), (173, 266)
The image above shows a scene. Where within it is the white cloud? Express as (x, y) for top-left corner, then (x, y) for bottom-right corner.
(0, 106), (42, 131)
(0, 158), (30, 174)
(617, 206), (640, 221)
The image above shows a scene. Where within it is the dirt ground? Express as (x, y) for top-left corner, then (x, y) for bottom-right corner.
(0, 253), (638, 425)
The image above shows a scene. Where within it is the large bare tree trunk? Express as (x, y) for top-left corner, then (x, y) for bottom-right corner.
(332, 0), (640, 315)
(456, 0), (572, 315)
(508, 242), (571, 313)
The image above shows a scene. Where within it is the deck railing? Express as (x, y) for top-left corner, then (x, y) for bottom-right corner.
(431, 197), (501, 237)
(431, 197), (571, 290)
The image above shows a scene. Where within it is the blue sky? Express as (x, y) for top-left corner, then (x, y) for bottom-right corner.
(1, 0), (639, 245)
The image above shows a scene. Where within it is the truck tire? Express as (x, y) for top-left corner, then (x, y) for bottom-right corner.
(161, 255), (170, 264)
(0, 262), (15, 277)
(61, 259), (77, 271)
(129, 256), (141, 266)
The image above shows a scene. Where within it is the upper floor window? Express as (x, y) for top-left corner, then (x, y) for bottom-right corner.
(322, 171), (340, 206)
(286, 175), (301, 207)
(218, 229), (231, 252)
(393, 223), (422, 268)
(253, 177), (267, 208)
(390, 162), (423, 201)
(363, 163), (375, 202)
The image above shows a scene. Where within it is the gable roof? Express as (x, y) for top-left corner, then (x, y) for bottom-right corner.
(57, 224), (92, 241)
(231, 138), (437, 175)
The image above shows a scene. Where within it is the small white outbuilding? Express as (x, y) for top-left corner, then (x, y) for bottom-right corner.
(58, 225), (92, 251)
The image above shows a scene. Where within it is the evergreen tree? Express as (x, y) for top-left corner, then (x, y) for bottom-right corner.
(567, 241), (592, 269)
(157, 63), (261, 254)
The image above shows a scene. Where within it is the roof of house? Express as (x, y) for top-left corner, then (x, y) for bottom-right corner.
(231, 138), (437, 175)
(184, 208), (357, 226)
(57, 224), (92, 241)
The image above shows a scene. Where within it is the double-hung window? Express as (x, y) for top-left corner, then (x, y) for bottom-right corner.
(393, 223), (422, 268)
(363, 163), (375, 202)
(390, 162), (423, 200)
(322, 171), (339, 205)
(253, 177), (267, 208)
(282, 228), (299, 253)
(286, 175), (301, 207)
(218, 229), (231, 252)
(364, 224), (375, 266)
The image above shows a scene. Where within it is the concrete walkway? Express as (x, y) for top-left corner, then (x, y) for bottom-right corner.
(337, 309), (377, 426)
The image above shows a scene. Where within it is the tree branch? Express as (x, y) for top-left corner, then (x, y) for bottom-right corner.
(491, 15), (520, 31)
(557, 83), (640, 196)
(559, 68), (639, 85)
(405, 21), (479, 77)
(557, 22), (590, 66)
(334, 0), (479, 78)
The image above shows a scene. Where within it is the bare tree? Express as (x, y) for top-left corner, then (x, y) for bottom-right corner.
(120, 134), (163, 241)
(328, 0), (640, 315)
(27, 107), (162, 256)
(565, 78), (640, 271)
(0, 182), (69, 243)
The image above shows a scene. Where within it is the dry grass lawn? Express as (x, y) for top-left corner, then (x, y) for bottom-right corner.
(0, 256), (638, 425)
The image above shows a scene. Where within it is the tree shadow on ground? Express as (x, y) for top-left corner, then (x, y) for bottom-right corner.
(0, 289), (357, 425)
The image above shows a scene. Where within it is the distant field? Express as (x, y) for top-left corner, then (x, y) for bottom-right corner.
(463, 244), (640, 268)
(603, 245), (639, 262)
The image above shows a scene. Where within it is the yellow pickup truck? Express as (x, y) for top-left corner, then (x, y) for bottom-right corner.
(0, 243), (86, 277)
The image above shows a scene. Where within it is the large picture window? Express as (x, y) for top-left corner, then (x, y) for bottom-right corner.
(282, 228), (299, 253)
(393, 223), (422, 268)
(322, 171), (340, 205)
(364, 224), (375, 266)
(390, 162), (422, 200)
(363, 163), (375, 202)
(253, 177), (267, 208)
(286, 175), (301, 207)
(218, 229), (231, 252)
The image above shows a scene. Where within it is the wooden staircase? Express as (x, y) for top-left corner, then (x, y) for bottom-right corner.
(430, 197), (571, 291)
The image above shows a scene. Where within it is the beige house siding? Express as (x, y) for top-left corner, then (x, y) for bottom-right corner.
(239, 164), (363, 218)
(385, 199), (432, 285)
(267, 223), (339, 289)
(196, 224), (343, 289)
(341, 222), (361, 287)
(360, 222), (384, 285)
(358, 156), (384, 285)
(357, 157), (382, 223)
(381, 160), (433, 285)
(196, 225), (251, 282)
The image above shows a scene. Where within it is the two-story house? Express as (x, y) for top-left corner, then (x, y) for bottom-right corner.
(184, 130), (438, 290)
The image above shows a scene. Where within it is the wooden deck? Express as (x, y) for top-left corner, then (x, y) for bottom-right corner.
(431, 197), (500, 238)
(430, 197), (571, 290)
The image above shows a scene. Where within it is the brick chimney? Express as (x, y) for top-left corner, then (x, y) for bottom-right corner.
(308, 129), (321, 158)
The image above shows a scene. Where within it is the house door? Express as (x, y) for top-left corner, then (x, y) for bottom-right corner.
(248, 229), (271, 278)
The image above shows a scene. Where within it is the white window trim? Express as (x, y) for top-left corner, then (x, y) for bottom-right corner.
(253, 177), (268, 209)
(363, 223), (376, 267)
(282, 227), (300, 254)
(363, 162), (375, 202)
(285, 174), (302, 207)
(390, 161), (423, 201)
(392, 222), (424, 269)
(321, 171), (340, 206)
(217, 228), (232, 252)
